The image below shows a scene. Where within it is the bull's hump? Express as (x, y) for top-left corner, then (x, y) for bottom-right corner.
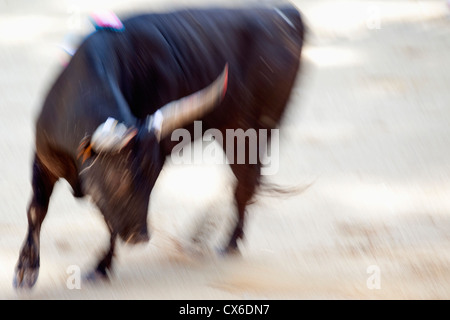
(274, 7), (296, 29)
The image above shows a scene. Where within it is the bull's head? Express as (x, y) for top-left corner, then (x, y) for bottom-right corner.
(78, 65), (228, 244)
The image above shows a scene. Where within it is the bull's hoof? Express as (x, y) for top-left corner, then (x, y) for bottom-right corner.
(13, 266), (39, 290)
(84, 269), (111, 284)
(218, 245), (242, 257)
(220, 233), (244, 257)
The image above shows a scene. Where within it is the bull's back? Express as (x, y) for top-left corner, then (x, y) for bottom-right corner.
(171, 6), (304, 131)
(122, 5), (304, 125)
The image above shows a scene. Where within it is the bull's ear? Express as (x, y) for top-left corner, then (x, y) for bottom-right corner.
(90, 117), (138, 153)
(77, 136), (93, 164)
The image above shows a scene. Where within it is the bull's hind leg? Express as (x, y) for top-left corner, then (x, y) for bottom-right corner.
(14, 155), (57, 289)
(224, 163), (261, 254)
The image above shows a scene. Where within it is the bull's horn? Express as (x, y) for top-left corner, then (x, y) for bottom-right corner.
(150, 64), (228, 140)
(91, 117), (137, 152)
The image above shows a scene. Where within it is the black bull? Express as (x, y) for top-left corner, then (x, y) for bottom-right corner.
(14, 5), (305, 288)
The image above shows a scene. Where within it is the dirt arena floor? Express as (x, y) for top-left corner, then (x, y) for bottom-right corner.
(1, 0), (450, 299)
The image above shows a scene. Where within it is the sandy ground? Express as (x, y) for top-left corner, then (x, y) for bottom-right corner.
(1, 0), (450, 299)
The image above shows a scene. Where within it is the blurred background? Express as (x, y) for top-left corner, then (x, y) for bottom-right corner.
(1, 0), (450, 299)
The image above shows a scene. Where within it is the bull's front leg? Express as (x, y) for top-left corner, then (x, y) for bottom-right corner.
(86, 233), (117, 282)
(14, 155), (56, 289)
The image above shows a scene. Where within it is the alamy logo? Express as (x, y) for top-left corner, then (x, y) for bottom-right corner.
(366, 265), (381, 290)
(66, 265), (81, 290)
(170, 121), (280, 175)
(366, 5), (381, 30)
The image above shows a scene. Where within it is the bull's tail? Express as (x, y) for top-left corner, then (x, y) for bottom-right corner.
(256, 178), (316, 199)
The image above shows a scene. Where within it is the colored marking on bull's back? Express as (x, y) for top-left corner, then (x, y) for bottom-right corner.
(89, 10), (125, 32)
